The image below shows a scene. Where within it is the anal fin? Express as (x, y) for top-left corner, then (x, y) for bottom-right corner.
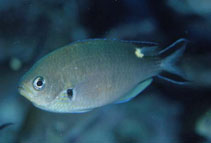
(115, 78), (153, 104)
(70, 109), (92, 113)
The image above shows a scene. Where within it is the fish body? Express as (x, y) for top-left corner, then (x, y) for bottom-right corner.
(18, 39), (187, 113)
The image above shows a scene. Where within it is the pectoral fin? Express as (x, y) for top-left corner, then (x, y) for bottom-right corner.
(115, 78), (153, 104)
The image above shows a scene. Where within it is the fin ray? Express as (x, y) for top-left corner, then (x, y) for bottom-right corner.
(157, 75), (188, 85)
(70, 109), (92, 113)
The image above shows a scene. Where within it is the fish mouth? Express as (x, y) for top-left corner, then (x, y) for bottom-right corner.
(18, 84), (51, 108)
(18, 84), (35, 102)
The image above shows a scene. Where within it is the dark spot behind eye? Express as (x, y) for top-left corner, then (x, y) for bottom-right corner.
(67, 89), (73, 99)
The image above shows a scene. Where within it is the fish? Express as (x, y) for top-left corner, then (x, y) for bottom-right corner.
(18, 38), (187, 113)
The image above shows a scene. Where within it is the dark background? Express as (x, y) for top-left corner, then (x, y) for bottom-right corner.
(0, 0), (210, 143)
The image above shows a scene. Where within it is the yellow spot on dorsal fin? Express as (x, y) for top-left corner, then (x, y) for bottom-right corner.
(135, 48), (144, 58)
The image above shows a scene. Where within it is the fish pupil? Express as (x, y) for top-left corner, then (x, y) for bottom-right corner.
(67, 89), (73, 99)
(37, 80), (43, 86)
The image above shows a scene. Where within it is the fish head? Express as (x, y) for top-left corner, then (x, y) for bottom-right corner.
(18, 56), (83, 113)
(18, 59), (65, 110)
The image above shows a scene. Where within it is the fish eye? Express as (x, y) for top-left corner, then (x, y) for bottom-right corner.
(67, 89), (73, 100)
(33, 76), (45, 90)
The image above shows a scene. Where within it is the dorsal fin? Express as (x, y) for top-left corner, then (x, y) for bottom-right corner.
(72, 38), (160, 57)
(120, 40), (159, 47)
(73, 38), (159, 47)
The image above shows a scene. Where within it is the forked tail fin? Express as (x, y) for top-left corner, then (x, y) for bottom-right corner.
(158, 38), (189, 84)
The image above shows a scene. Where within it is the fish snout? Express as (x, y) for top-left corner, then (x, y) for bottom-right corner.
(18, 84), (27, 94)
(18, 85), (24, 91)
(17, 84), (32, 98)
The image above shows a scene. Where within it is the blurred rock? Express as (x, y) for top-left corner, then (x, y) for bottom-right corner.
(187, 20), (211, 42)
(167, 0), (211, 19)
(9, 57), (22, 71)
(181, 54), (211, 89)
(195, 108), (211, 142)
(0, 0), (89, 65)
(106, 19), (164, 42)
(0, 70), (29, 143)
(0, 0), (24, 11)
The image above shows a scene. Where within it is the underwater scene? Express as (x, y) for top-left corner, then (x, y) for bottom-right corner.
(0, 0), (211, 143)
